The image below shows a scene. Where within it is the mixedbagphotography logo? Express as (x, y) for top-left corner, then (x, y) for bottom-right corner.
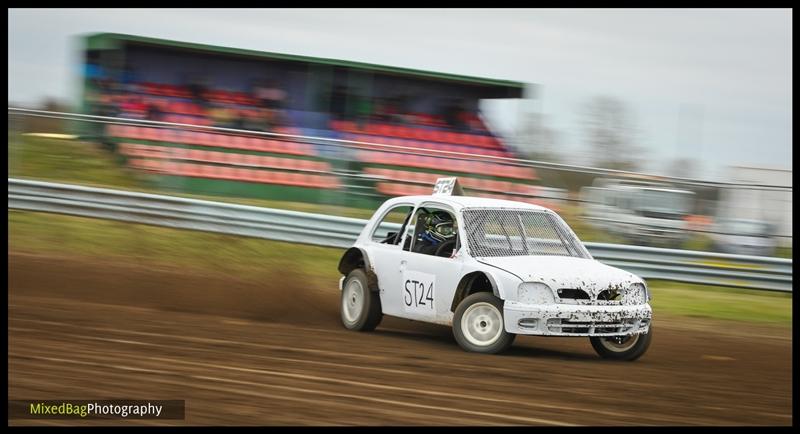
(8, 400), (185, 420)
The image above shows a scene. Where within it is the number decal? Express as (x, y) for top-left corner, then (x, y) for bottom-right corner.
(401, 271), (435, 315)
(426, 282), (434, 305)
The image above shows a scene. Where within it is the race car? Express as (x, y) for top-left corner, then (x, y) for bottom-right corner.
(337, 178), (653, 360)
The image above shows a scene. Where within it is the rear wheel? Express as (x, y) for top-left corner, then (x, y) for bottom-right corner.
(340, 269), (382, 331)
(590, 327), (652, 361)
(453, 292), (515, 354)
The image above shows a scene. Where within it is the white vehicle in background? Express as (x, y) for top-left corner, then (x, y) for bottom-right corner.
(711, 218), (777, 257)
(338, 178), (653, 360)
(581, 178), (695, 247)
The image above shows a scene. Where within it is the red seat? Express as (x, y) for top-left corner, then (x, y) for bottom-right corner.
(142, 128), (158, 141)
(182, 164), (199, 177)
(372, 124), (389, 136)
(270, 141), (285, 154)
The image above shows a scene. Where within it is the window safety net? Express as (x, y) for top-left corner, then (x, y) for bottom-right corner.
(463, 209), (590, 258)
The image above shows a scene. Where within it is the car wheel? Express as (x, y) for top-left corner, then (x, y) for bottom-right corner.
(590, 327), (652, 361)
(340, 268), (383, 331)
(453, 292), (515, 354)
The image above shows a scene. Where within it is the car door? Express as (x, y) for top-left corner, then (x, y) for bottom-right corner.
(364, 202), (417, 318)
(396, 202), (463, 325)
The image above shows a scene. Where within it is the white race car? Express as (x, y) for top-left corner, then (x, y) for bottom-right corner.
(338, 178), (653, 360)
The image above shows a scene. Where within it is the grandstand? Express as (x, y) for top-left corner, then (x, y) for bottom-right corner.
(82, 33), (551, 208)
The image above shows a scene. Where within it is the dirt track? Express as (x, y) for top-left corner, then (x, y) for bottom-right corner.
(8, 252), (793, 426)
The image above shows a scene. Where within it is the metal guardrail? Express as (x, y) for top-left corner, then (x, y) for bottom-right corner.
(8, 178), (793, 292)
(8, 178), (367, 248)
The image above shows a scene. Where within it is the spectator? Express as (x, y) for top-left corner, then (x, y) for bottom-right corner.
(254, 79), (287, 110)
(353, 91), (372, 129)
(146, 102), (163, 122)
(387, 97), (404, 124)
(120, 63), (139, 93)
(266, 108), (281, 131)
(231, 109), (247, 130)
(372, 97), (390, 122)
(187, 77), (209, 109)
(394, 96), (411, 124)
(87, 89), (117, 117)
(242, 109), (269, 132)
(120, 96), (147, 119)
(84, 56), (106, 91)
(330, 85), (348, 120)
(209, 105), (235, 128)
(441, 99), (467, 131)
(459, 110), (474, 131)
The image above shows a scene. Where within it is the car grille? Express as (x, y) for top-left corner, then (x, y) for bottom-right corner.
(557, 288), (623, 305)
(546, 318), (643, 334)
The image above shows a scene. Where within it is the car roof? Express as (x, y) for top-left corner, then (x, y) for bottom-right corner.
(384, 195), (551, 212)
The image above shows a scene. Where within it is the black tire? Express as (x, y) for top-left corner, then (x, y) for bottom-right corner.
(340, 269), (383, 331)
(590, 326), (652, 361)
(453, 292), (515, 354)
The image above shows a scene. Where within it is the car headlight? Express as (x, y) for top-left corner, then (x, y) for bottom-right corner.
(624, 283), (649, 305)
(518, 282), (555, 304)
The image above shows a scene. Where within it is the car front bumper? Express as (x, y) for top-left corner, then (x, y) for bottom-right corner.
(503, 301), (652, 336)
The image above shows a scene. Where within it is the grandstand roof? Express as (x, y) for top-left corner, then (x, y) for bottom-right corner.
(85, 33), (526, 91)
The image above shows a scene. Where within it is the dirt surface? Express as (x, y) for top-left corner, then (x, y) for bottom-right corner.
(8, 252), (793, 426)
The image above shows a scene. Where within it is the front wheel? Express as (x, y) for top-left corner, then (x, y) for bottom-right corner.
(453, 292), (515, 354)
(340, 269), (383, 331)
(590, 327), (652, 361)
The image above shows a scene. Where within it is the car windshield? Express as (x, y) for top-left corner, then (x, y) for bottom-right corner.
(633, 188), (693, 214)
(725, 220), (770, 235)
(463, 208), (591, 258)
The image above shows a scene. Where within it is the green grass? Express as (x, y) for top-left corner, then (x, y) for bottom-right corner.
(9, 210), (791, 327)
(683, 234), (714, 252)
(8, 135), (144, 189)
(776, 246), (793, 259)
(647, 281), (792, 325)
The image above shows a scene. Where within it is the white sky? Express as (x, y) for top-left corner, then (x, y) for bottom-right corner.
(8, 8), (793, 180)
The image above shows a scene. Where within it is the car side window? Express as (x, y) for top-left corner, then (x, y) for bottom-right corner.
(371, 205), (414, 245)
(404, 206), (458, 258)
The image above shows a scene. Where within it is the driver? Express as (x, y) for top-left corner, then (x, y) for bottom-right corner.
(415, 210), (457, 256)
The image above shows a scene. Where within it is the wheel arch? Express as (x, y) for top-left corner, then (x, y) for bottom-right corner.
(338, 247), (379, 292)
(450, 271), (500, 313)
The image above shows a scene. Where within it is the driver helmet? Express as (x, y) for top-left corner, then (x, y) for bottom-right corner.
(423, 210), (456, 243)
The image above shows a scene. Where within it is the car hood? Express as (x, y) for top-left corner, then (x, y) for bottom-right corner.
(477, 255), (642, 295)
